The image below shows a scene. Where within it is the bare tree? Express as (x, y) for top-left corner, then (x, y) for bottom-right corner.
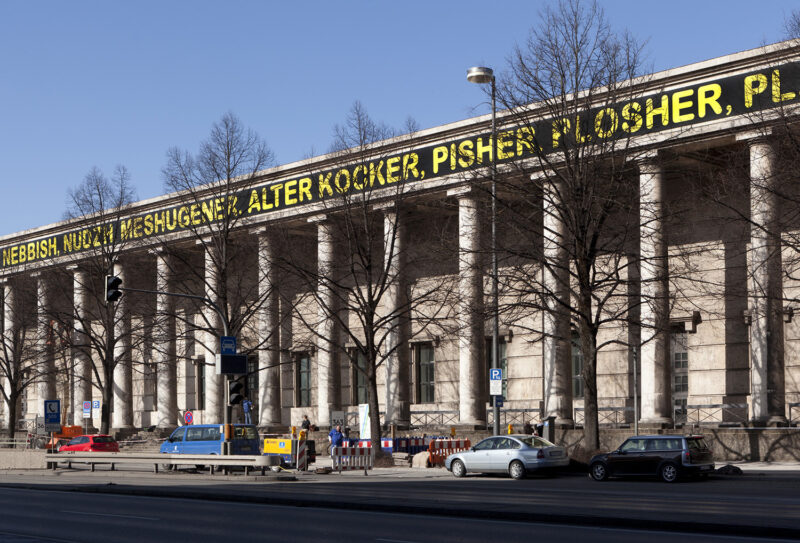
(161, 112), (277, 422)
(0, 277), (50, 439)
(491, 0), (649, 451)
(278, 101), (454, 453)
(49, 166), (142, 434)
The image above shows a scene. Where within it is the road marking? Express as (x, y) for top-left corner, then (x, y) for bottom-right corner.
(60, 510), (159, 521)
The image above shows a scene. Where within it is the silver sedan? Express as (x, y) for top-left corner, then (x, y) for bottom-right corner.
(445, 435), (569, 479)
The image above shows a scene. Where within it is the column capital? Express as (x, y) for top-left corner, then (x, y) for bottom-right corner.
(447, 185), (480, 198)
(735, 127), (773, 144)
(307, 213), (329, 224)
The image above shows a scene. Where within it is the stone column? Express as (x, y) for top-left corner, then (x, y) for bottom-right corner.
(541, 177), (574, 426)
(256, 228), (281, 427)
(382, 206), (410, 427)
(202, 248), (223, 422)
(70, 267), (92, 424)
(450, 188), (485, 426)
(33, 273), (55, 418)
(312, 216), (339, 428)
(746, 137), (785, 425)
(154, 251), (178, 429)
(1, 280), (16, 427)
(639, 158), (672, 425)
(112, 263), (133, 429)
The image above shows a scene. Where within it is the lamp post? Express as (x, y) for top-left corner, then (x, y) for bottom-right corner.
(467, 66), (500, 436)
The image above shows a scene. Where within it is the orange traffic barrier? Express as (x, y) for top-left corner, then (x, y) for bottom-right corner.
(427, 438), (471, 467)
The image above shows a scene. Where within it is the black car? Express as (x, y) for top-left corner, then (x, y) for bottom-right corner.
(589, 435), (715, 483)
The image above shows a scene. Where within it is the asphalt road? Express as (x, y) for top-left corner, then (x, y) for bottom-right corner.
(0, 486), (791, 543)
(2, 465), (799, 540)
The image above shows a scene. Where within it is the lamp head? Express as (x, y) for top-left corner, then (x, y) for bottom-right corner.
(467, 66), (494, 84)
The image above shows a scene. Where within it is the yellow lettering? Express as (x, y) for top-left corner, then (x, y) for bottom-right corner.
(352, 166), (366, 190)
(552, 118), (570, 148)
(671, 89), (695, 123)
(144, 214), (153, 236)
(697, 84), (722, 118)
(386, 156), (400, 183)
(334, 169), (350, 193)
(284, 179), (298, 205)
(369, 161), (385, 186)
(621, 101), (642, 133)
(497, 131), (514, 160)
(270, 184), (283, 208)
(475, 137), (493, 164)
(432, 146), (448, 174)
(744, 73), (768, 108)
(516, 126), (536, 155)
(645, 96), (669, 129)
(402, 153), (420, 180)
(594, 108), (618, 139)
(178, 206), (190, 227)
(318, 173), (333, 197)
(247, 190), (261, 213)
(772, 69), (796, 103)
(458, 140), (474, 168)
(298, 177), (312, 202)
(154, 211), (166, 234)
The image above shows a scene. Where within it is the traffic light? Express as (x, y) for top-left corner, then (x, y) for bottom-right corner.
(105, 275), (122, 303)
(229, 379), (245, 405)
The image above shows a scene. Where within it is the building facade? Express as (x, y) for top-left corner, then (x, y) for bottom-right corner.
(2, 41), (800, 433)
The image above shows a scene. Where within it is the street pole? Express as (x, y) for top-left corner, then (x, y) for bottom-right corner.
(633, 346), (639, 436)
(468, 66), (500, 435)
(489, 77), (500, 437)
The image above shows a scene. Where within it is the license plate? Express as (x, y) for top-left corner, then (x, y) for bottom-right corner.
(549, 450), (563, 457)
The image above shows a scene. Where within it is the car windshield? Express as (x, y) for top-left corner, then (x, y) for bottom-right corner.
(687, 437), (708, 450)
(518, 436), (555, 448)
(93, 436), (115, 443)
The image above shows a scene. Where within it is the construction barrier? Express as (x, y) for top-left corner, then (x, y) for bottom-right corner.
(428, 438), (471, 467)
(331, 446), (373, 475)
(295, 439), (308, 471)
(263, 437), (314, 470)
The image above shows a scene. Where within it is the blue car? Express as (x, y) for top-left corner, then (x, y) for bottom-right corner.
(160, 424), (260, 456)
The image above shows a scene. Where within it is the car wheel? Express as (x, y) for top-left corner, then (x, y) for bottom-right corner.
(451, 459), (466, 478)
(509, 460), (526, 480)
(590, 462), (608, 481)
(660, 462), (678, 483)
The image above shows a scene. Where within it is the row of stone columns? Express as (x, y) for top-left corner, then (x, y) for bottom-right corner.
(6, 138), (789, 430)
(539, 139), (787, 426)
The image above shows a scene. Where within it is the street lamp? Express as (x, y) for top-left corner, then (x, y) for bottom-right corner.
(467, 66), (500, 436)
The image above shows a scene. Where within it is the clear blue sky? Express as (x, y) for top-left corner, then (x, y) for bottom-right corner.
(1, 0), (796, 237)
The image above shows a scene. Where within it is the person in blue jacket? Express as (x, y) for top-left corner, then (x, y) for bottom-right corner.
(242, 397), (253, 425)
(328, 424), (344, 449)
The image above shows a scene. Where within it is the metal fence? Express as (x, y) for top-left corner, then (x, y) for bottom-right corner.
(573, 406), (635, 428)
(486, 408), (541, 429)
(686, 403), (747, 426)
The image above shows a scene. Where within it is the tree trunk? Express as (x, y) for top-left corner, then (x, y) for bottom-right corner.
(5, 391), (19, 440)
(101, 364), (113, 435)
(366, 362), (383, 458)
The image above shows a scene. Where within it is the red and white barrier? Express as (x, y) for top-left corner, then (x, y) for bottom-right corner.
(295, 439), (308, 471)
(428, 439), (471, 467)
(331, 446), (373, 475)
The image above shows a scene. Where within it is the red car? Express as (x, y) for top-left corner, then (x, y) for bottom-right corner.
(58, 435), (119, 453)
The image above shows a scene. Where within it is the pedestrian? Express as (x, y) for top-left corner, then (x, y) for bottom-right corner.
(328, 424), (344, 449)
(301, 414), (311, 432)
(242, 397), (253, 425)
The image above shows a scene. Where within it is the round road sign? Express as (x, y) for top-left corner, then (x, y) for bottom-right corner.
(184, 411), (193, 425)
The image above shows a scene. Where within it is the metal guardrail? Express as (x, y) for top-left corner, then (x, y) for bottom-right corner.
(788, 402), (800, 424)
(686, 403), (747, 426)
(45, 452), (280, 474)
(486, 408), (540, 428)
(573, 406), (635, 427)
(411, 410), (458, 428)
